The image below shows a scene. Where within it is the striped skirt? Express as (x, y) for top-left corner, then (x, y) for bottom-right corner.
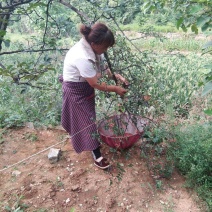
(61, 81), (100, 153)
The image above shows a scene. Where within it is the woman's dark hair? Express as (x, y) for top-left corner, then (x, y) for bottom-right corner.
(80, 23), (115, 47)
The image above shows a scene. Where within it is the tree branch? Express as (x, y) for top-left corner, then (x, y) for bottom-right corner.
(0, 62), (6, 69)
(0, 48), (69, 56)
(107, 13), (152, 70)
(40, 0), (52, 50)
(59, 0), (92, 23)
(0, 12), (13, 51)
(0, 0), (35, 10)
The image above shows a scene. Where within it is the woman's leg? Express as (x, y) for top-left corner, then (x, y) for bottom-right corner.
(92, 146), (101, 160)
(92, 146), (110, 169)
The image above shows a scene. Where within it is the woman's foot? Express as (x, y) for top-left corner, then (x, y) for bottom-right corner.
(94, 157), (110, 169)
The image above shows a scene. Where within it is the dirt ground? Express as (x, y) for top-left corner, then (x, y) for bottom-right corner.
(0, 126), (207, 212)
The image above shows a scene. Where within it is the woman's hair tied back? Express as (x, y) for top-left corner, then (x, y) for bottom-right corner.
(80, 24), (92, 37)
(80, 22), (115, 47)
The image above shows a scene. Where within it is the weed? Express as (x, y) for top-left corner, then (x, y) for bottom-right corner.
(3, 194), (28, 211)
(0, 132), (5, 144)
(24, 132), (38, 142)
(163, 195), (175, 212)
(155, 180), (163, 190)
(56, 176), (64, 188)
(116, 162), (126, 181)
(140, 122), (175, 196)
(147, 182), (155, 192)
(120, 148), (132, 160)
(12, 150), (17, 154)
(168, 123), (212, 210)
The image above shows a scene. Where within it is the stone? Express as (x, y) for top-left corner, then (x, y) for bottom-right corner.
(54, 125), (66, 131)
(12, 170), (21, 176)
(48, 148), (61, 164)
(25, 122), (35, 129)
(65, 198), (70, 203)
(71, 185), (80, 191)
(159, 200), (165, 204)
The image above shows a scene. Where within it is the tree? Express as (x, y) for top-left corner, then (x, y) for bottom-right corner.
(142, 0), (212, 114)
(0, 0), (209, 117)
(0, 0), (147, 86)
(142, 0), (212, 34)
(0, 0), (92, 86)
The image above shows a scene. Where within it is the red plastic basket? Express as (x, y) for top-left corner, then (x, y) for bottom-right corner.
(98, 113), (148, 149)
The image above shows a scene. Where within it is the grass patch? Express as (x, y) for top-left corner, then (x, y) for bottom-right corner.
(120, 22), (178, 33)
(132, 36), (206, 52)
(0, 76), (62, 128)
(5, 32), (30, 42)
(169, 123), (212, 211)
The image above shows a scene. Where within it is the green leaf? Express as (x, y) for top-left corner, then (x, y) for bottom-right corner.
(16, 9), (24, 14)
(0, 30), (6, 37)
(197, 16), (211, 27)
(176, 17), (184, 29)
(190, 5), (203, 14)
(37, 82), (47, 85)
(202, 41), (212, 49)
(201, 23), (210, 32)
(201, 81), (212, 96)
(203, 64), (212, 70)
(14, 207), (23, 212)
(204, 109), (212, 115)
(27, 2), (46, 10)
(198, 81), (204, 87)
(4, 206), (11, 211)
(206, 76), (212, 81)
(3, 39), (10, 47)
(181, 24), (188, 32)
(191, 24), (198, 34)
(143, 2), (154, 14)
(21, 87), (27, 94)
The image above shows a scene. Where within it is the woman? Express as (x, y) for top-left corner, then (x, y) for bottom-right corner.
(61, 23), (127, 169)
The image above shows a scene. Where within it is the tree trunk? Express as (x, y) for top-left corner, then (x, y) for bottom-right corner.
(0, 12), (11, 52)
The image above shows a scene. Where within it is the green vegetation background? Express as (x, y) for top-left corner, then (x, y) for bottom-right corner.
(0, 1), (211, 211)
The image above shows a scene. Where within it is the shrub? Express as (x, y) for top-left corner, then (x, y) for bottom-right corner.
(169, 123), (212, 210)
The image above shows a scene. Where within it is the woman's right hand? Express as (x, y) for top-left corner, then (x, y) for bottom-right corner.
(85, 76), (127, 96)
(115, 86), (127, 97)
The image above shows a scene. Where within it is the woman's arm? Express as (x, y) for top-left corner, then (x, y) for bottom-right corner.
(85, 75), (127, 97)
(105, 69), (129, 87)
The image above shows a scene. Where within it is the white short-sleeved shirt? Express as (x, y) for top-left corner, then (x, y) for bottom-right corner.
(63, 38), (104, 82)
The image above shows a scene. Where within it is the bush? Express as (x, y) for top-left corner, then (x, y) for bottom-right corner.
(0, 76), (62, 128)
(169, 123), (212, 210)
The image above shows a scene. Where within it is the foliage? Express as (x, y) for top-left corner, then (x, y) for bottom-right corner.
(141, 122), (175, 182)
(118, 52), (204, 118)
(150, 53), (203, 116)
(8, 2), (78, 37)
(201, 41), (212, 96)
(169, 123), (212, 210)
(4, 16), (201, 128)
(2, 194), (29, 212)
(0, 0), (211, 209)
(121, 22), (177, 33)
(200, 40), (212, 115)
(142, 0), (212, 34)
(0, 75), (62, 128)
(133, 35), (206, 52)
(24, 132), (38, 142)
(116, 162), (126, 181)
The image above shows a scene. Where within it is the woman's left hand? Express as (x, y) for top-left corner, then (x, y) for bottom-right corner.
(115, 74), (129, 88)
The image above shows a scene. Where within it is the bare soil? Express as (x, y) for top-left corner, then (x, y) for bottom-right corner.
(0, 126), (206, 212)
